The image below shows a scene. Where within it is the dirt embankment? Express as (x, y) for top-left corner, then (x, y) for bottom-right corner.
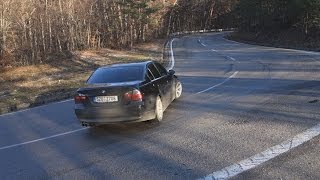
(227, 29), (320, 52)
(0, 39), (166, 115)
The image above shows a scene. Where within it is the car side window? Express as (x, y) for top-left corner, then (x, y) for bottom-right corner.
(146, 69), (154, 82)
(154, 62), (168, 76)
(148, 64), (161, 79)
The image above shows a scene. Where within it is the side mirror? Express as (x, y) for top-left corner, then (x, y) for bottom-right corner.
(168, 70), (175, 75)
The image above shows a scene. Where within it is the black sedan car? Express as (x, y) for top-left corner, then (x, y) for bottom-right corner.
(74, 61), (182, 126)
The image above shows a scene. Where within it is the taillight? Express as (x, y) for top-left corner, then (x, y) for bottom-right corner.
(74, 94), (87, 104)
(124, 89), (143, 101)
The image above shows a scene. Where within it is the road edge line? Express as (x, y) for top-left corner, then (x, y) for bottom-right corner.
(196, 71), (239, 94)
(223, 36), (320, 57)
(167, 38), (176, 70)
(0, 99), (73, 118)
(0, 127), (88, 151)
(201, 123), (320, 180)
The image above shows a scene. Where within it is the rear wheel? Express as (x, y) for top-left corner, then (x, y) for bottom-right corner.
(175, 81), (182, 99)
(154, 96), (163, 122)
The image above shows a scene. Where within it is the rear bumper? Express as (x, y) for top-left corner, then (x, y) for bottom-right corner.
(78, 116), (143, 124)
(74, 102), (153, 124)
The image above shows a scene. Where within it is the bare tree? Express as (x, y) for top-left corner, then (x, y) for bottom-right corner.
(0, 0), (238, 67)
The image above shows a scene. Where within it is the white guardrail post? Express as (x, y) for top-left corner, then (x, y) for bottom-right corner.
(169, 28), (236, 38)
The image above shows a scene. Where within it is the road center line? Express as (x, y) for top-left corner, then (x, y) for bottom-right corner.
(227, 56), (238, 62)
(196, 71), (239, 94)
(223, 37), (320, 63)
(0, 127), (88, 151)
(198, 39), (239, 63)
(195, 39), (240, 94)
(0, 36), (237, 151)
(198, 39), (207, 47)
(201, 123), (320, 180)
(0, 36), (236, 151)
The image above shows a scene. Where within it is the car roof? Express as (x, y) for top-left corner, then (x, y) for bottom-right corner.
(99, 61), (153, 69)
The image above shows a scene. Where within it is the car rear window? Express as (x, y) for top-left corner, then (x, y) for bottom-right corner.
(148, 63), (161, 79)
(154, 62), (167, 76)
(87, 66), (144, 84)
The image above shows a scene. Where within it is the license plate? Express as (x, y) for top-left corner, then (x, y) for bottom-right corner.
(94, 96), (118, 103)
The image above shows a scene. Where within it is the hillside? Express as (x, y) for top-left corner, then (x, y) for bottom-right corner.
(229, 28), (320, 52)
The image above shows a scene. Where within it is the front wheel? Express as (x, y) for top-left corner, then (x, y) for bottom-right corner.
(154, 96), (163, 122)
(175, 81), (182, 99)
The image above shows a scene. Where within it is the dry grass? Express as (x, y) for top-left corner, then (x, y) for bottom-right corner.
(0, 39), (166, 113)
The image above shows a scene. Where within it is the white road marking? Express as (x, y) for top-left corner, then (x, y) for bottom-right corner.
(1, 34), (314, 162)
(223, 36), (320, 56)
(199, 39), (240, 63)
(196, 71), (239, 94)
(226, 56), (238, 63)
(1, 37), (180, 119)
(0, 38), (178, 150)
(167, 38), (177, 70)
(0, 99), (73, 118)
(196, 42), (238, 63)
(222, 37), (243, 45)
(0, 35), (238, 151)
(195, 40), (240, 94)
(288, 49), (320, 56)
(0, 127), (88, 151)
(0, 38), (176, 150)
(202, 123), (320, 180)
(210, 49), (239, 63)
(198, 39), (207, 47)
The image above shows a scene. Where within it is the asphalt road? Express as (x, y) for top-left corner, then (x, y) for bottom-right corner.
(0, 32), (319, 180)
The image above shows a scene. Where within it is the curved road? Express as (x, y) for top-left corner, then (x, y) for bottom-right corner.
(0, 32), (319, 179)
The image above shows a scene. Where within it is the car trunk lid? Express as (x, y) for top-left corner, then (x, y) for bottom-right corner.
(76, 81), (142, 106)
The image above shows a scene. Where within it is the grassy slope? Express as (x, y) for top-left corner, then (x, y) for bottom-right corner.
(0, 39), (166, 114)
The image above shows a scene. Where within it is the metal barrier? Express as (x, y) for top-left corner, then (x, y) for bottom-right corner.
(169, 28), (237, 37)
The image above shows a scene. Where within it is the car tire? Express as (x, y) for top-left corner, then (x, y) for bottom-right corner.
(175, 81), (182, 99)
(154, 96), (163, 122)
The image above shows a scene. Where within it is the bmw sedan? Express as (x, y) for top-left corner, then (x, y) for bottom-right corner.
(74, 61), (182, 126)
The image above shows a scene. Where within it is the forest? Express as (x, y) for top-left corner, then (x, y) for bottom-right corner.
(0, 0), (319, 67)
(236, 0), (320, 35)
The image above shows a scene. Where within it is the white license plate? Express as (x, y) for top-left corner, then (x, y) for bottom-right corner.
(94, 96), (118, 103)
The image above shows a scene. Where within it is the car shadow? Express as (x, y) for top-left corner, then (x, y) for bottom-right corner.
(86, 121), (161, 137)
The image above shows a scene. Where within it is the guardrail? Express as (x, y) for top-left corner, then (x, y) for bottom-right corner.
(169, 28), (237, 37)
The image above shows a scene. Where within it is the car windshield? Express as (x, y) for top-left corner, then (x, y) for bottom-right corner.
(87, 66), (144, 84)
